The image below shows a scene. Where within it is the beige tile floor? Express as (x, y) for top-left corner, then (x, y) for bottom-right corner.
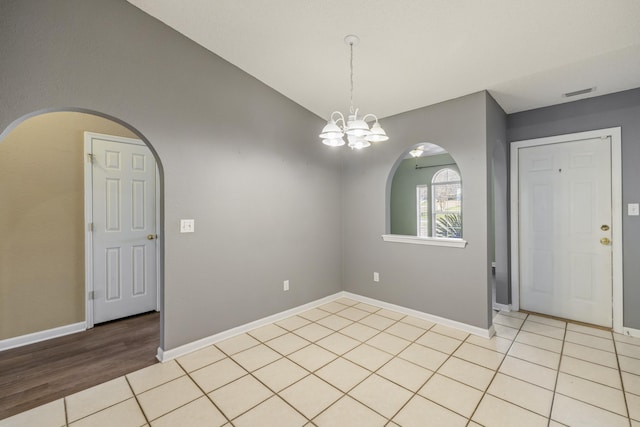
(3, 297), (640, 427)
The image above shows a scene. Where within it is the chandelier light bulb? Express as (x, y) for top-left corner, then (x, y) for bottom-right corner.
(345, 114), (372, 137)
(322, 138), (346, 147)
(347, 135), (371, 150)
(366, 121), (389, 142)
(319, 120), (344, 139)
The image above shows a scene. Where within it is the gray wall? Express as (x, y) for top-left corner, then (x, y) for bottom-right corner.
(507, 88), (640, 328)
(390, 154), (459, 236)
(342, 92), (493, 329)
(0, 0), (341, 350)
(487, 96), (509, 306)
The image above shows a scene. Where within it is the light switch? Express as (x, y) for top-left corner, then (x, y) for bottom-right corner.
(629, 204), (640, 216)
(180, 219), (195, 233)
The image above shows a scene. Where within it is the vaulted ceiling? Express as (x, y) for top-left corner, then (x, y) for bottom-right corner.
(128, 0), (640, 119)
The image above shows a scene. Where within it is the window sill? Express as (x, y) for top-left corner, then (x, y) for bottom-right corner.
(381, 234), (468, 248)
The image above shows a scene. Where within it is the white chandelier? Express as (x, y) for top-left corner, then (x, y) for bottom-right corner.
(319, 35), (389, 150)
(409, 146), (425, 157)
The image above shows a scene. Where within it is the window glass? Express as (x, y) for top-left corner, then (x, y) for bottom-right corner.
(416, 185), (429, 237)
(431, 168), (462, 238)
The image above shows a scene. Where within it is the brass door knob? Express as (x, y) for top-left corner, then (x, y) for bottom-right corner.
(147, 234), (156, 240)
(600, 237), (611, 245)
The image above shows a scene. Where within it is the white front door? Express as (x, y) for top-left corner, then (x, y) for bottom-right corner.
(518, 137), (612, 327)
(89, 134), (157, 324)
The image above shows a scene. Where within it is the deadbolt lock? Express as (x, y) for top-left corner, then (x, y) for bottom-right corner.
(601, 225), (610, 231)
(600, 237), (611, 245)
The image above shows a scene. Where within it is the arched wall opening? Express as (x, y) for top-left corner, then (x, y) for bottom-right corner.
(385, 142), (463, 240)
(0, 108), (165, 350)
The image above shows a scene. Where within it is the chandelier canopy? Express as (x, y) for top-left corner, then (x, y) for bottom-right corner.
(319, 35), (389, 150)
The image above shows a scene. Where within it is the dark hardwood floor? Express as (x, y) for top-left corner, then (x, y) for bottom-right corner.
(0, 312), (159, 420)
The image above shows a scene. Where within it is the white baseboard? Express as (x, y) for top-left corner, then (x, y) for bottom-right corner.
(492, 302), (511, 312)
(341, 292), (495, 339)
(157, 291), (497, 362)
(623, 327), (640, 339)
(157, 292), (342, 362)
(0, 322), (86, 352)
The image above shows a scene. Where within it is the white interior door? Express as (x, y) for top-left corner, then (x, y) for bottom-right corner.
(90, 135), (157, 324)
(518, 137), (612, 327)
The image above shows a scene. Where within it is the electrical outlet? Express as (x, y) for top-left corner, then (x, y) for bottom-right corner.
(283, 280), (289, 291)
(373, 272), (380, 282)
(629, 203), (639, 216)
(180, 219), (195, 233)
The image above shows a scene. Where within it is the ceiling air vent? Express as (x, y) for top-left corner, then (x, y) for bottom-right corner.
(562, 87), (596, 98)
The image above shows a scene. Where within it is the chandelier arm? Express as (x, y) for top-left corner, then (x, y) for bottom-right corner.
(362, 113), (379, 123)
(330, 111), (346, 128)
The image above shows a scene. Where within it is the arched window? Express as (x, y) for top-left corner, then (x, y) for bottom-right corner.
(432, 168), (462, 238)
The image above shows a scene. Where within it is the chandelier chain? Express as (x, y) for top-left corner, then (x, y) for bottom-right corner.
(349, 41), (354, 114)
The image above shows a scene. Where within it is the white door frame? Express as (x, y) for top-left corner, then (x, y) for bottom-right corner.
(84, 132), (160, 328)
(510, 127), (623, 333)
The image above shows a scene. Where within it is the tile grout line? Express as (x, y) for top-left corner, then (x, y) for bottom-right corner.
(546, 315), (569, 427)
(487, 318), (626, 424)
(552, 390), (633, 420)
(376, 316), (482, 424)
(561, 349), (621, 370)
(548, 328), (633, 420)
(303, 303), (438, 423)
(302, 303), (395, 423)
(265, 301), (422, 423)
(564, 332), (620, 353)
(317, 304), (565, 424)
(307, 371), (376, 423)
(378, 320), (470, 423)
(63, 391), (137, 425)
(365, 322), (436, 421)
(234, 370), (307, 424)
(173, 358), (233, 426)
(63, 396), (69, 427)
(124, 375), (151, 426)
(611, 336), (632, 422)
(62, 308), (482, 427)
(322, 314), (436, 423)
(219, 302), (355, 424)
(21, 301), (639, 426)
(466, 313), (530, 425)
(240, 318), (374, 426)
(525, 318), (633, 423)
(558, 370), (628, 392)
(498, 322), (630, 422)
(205, 343), (301, 425)
(288, 301), (380, 423)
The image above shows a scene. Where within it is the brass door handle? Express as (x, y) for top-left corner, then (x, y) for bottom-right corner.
(147, 234), (156, 240)
(600, 237), (611, 245)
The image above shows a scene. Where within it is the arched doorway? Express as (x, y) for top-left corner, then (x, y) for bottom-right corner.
(0, 109), (164, 418)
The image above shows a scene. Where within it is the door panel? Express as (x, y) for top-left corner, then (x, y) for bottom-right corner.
(519, 137), (612, 327)
(92, 137), (157, 324)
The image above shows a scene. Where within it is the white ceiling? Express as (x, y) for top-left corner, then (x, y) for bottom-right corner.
(127, 0), (640, 119)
